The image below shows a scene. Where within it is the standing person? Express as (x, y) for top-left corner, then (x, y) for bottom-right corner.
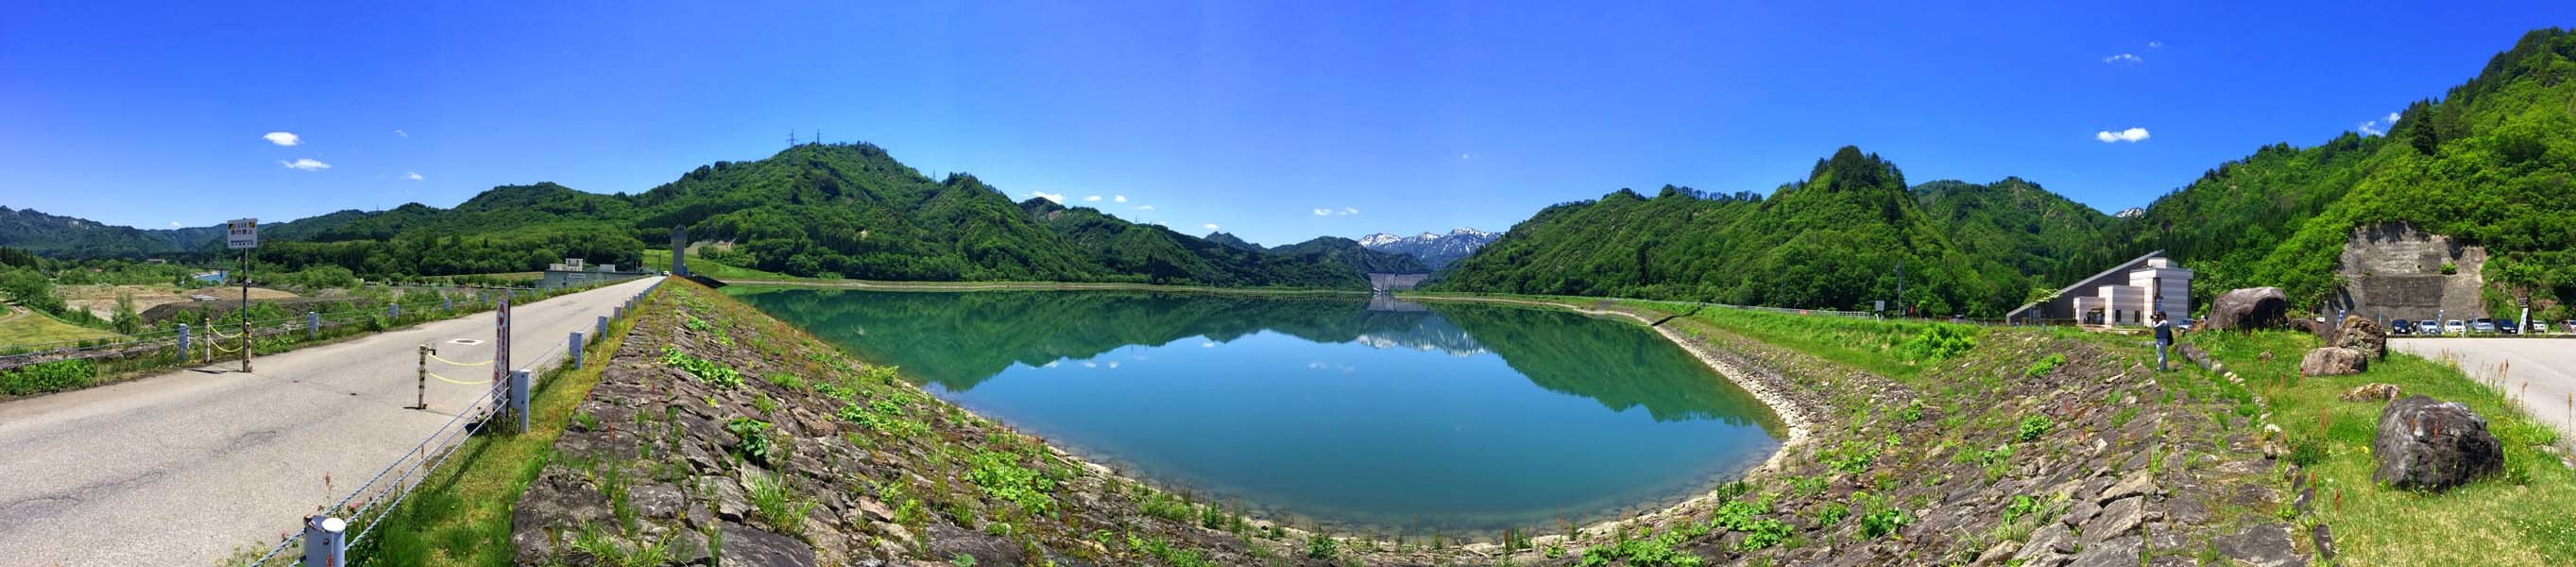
(2152, 312), (2175, 371)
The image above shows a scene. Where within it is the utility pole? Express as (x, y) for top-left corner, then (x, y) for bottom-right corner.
(241, 246), (251, 372)
(1896, 259), (1905, 318)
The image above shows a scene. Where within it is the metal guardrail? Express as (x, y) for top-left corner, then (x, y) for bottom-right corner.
(240, 277), (663, 566)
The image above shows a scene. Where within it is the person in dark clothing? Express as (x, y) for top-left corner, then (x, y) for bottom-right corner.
(2152, 312), (2175, 370)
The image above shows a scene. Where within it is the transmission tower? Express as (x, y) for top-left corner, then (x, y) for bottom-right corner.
(788, 130), (798, 146)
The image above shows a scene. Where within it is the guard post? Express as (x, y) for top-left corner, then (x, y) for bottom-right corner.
(307, 311), (319, 340)
(389, 302), (400, 319)
(570, 332), (584, 368)
(177, 324), (189, 362)
(413, 344), (433, 410)
(509, 369), (533, 434)
(301, 515), (348, 567)
(595, 316), (607, 341)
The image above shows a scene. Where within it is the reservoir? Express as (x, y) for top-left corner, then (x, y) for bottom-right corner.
(735, 288), (1784, 535)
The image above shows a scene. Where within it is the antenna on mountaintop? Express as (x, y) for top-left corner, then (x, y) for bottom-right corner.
(815, 129), (822, 146)
(787, 130), (798, 147)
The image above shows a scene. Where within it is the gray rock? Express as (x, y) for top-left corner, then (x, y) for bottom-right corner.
(672, 528), (714, 565)
(2082, 497), (2149, 543)
(2373, 395), (2503, 491)
(1974, 540), (2021, 566)
(2098, 471), (2154, 504)
(928, 523), (1029, 566)
(2205, 287), (2289, 331)
(632, 482), (687, 520)
(720, 522), (819, 567)
(2213, 523), (2307, 567)
(875, 521), (916, 547)
(2299, 347), (2368, 376)
(2066, 535), (2142, 567)
(2017, 523), (2078, 565)
(2061, 499), (2100, 527)
(2328, 315), (2387, 360)
(698, 475), (752, 522)
(2342, 383), (2403, 403)
(2311, 524), (2338, 562)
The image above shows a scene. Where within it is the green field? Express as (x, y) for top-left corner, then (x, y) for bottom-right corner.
(0, 305), (116, 349)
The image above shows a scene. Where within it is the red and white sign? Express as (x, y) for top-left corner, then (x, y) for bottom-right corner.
(226, 218), (258, 249)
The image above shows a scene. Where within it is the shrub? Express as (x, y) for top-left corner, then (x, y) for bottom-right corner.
(2016, 415), (2053, 442)
(2022, 353), (2067, 379)
(662, 346), (742, 388)
(966, 451), (1057, 516)
(0, 359), (95, 395)
(1304, 532), (1340, 560)
(1894, 325), (1976, 363)
(726, 418), (784, 467)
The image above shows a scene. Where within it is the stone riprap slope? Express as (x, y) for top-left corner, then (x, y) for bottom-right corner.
(508, 281), (1314, 566)
(1543, 304), (2317, 566)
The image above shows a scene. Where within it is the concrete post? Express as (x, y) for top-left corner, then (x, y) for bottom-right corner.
(414, 344), (432, 410)
(510, 369), (533, 433)
(444, 295), (452, 311)
(614, 305), (623, 319)
(301, 516), (348, 567)
(571, 332), (584, 369)
(308, 312), (319, 340)
(178, 324), (189, 362)
(389, 302), (400, 319)
(596, 316), (608, 341)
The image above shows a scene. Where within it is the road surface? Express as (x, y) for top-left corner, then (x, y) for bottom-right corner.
(2391, 336), (2576, 442)
(0, 276), (660, 565)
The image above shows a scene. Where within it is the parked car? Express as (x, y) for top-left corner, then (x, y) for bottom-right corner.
(2499, 319), (2520, 335)
(2388, 318), (2415, 335)
(2470, 318), (2498, 334)
(2175, 318), (2195, 332)
(2419, 319), (2439, 335)
(2445, 319), (2467, 335)
(2565, 320), (2576, 334)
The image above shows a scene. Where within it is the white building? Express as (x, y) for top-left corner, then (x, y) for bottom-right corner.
(2007, 252), (2193, 328)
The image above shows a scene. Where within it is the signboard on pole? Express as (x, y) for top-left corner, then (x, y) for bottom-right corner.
(227, 218), (259, 249)
(494, 298), (511, 396)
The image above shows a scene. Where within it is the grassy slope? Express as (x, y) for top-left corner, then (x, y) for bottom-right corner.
(2188, 331), (2576, 565)
(0, 304), (117, 347)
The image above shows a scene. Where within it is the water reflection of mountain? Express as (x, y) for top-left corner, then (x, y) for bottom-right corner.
(734, 289), (1775, 426)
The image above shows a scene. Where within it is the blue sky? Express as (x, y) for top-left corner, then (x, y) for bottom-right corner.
(2, 2), (2568, 247)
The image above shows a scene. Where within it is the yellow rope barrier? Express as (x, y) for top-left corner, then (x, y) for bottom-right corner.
(427, 371), (491, 386)
(209, 330), (244, 340)
(213, 341), (244, 353)
(429, 354), (493, 367)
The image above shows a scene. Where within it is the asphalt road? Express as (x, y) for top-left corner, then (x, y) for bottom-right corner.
(2390, 336), (2576, 442)
(0, 276), (660, 566)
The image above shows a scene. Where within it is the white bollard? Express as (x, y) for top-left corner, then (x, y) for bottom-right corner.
(307, 312), (319, 339)
(301, 516), (348, 566)
(510, 369), (532, 433)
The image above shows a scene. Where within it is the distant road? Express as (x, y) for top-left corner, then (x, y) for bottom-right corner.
(0, 276), (661, 566)
(2391, 337), (2576, 442)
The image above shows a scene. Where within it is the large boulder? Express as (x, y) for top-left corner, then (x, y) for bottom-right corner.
(2299, 347), (2369, 376)
(2328, 315), (2387, 359)
(2372, 395), (2503, 491)
(2205, 287), (2290, 331)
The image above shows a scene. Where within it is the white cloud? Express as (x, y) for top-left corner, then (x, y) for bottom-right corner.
(1313, 207), (1361, 216)
(1028, 191), (1065, 204)
(1313, 208), (1333, 216)
(169, 221), (181, 228)
(262, 131), (301, 146)
(2093, 128), (2151, 143)
(1082, 361), (1098, 369)
(280, 158), (332, 171)
(1202, 223), (1220, 231)
(1459, 152), (1479, 160)
(403, 171), (424, 180)
(2103, 53), (2141, 64)
(1113, 195), (1128, 202)
(1200, 341), (1216, 348)
(2147, 41), (2163, 48)
(1134, 205), (1156, 211)
(1083, 195), (1102, 202)
(1340, 207), (1359, 215)
(2358, 112), (2404, 136)
(393, 129), (408, 138)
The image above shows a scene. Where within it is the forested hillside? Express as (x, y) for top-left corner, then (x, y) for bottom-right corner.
(2118, 27), (2576, 316)
(2, 143), (1392, 289)
(1434, 147), (2030, 317)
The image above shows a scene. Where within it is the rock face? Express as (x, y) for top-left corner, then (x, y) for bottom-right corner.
(2341, 383), (2402, 403)
(2298, 348), (2368, 376)
(2373, 396), (2504, 491)
(2205, 287), (2290, 331)
(2328, 316), (2387, 359)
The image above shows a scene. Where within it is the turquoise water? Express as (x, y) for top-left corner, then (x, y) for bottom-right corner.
(735, 288), (1783, 534)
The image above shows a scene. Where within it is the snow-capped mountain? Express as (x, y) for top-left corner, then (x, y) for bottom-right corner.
(1355, 228), (1499, 269)
(2113, 207), (2145, 219)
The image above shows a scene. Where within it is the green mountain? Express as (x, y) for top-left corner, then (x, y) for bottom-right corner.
(1203, 232), (1263, 252)
(1433, 147), (2027, 317)
(1910, 178), (2119, 288)
(4, 143), (1390, 289)
(2115, 27), (2576, 314)
(1267, 236), (1433, 274)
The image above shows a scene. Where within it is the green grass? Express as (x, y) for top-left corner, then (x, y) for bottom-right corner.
(348, 284), (657, 567)
(1612, 299), (1982, 380)
(0, 304), (118, 348)
(2189, 330), (2576, 565)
